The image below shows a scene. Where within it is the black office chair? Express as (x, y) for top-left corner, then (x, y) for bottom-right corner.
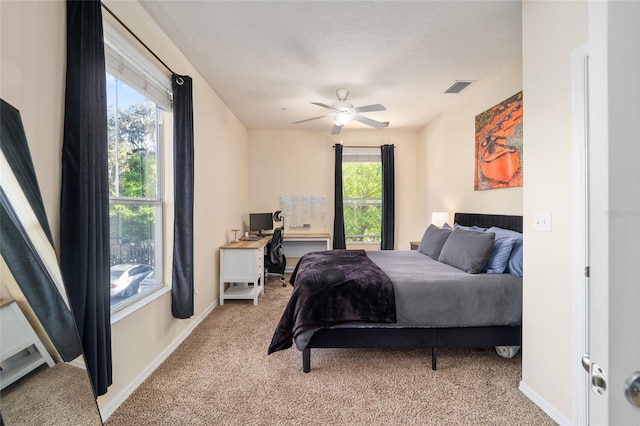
(264, 226), (287, 286)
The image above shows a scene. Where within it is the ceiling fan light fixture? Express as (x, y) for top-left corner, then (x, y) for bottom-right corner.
(330, 102), (356, 126)
(294, 88), (387, 133)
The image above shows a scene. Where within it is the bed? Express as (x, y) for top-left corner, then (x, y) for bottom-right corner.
(268, 213), (523, 372)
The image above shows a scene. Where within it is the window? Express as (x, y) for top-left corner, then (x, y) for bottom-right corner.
(342, 147), (382, 244)
(104, 22), (171, 311)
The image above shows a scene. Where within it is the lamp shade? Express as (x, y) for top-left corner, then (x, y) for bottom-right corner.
(431, 211), (450, 227)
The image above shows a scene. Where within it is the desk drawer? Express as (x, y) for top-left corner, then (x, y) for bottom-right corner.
(257, 246), (264, 276)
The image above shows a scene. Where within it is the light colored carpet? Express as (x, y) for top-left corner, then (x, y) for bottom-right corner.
(106, 277), (556, 425)
(1, 362), (103, 425)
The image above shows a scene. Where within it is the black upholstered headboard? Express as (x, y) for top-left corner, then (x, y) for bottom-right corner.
(454, 213), (523, 233)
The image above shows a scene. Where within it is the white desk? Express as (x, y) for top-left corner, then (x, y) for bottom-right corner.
(282, 233), (331, 272)
(219, 236), (270, 306)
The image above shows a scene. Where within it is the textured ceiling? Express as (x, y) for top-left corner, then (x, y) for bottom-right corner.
(139, 0), (522, 133)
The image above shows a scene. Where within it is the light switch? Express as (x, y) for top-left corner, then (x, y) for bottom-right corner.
(533, 212), (551, 232)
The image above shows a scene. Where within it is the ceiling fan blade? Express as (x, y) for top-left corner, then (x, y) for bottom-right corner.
(354, 114), (388, 129)
(354, 104), (386, 113)
(293, 115), (327, 124)
(311, 102), (332, 109)
(331, 124), (342, 135)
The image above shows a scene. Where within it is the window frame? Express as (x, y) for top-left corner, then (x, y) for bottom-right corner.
(342, 147), (383, 246)
(104, 20), (172, 316)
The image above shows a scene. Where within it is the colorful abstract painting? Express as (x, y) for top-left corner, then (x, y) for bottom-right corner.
(474, 91), (523, 190)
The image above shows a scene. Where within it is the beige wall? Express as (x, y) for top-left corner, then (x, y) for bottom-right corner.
(1, 0), (249, 416)
(521, 1), (587, 422)
(416, 2), (588, 422)
(416, 57), (524, 229)
(0, 0), (67, 245)
(248, 129), (421, 250)
(1, 0), (589, 422)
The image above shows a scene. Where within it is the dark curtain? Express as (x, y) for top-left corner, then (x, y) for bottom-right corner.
(381, 144), (395, 250)
(171, 74), (195, 319)
(60, 0), (111, 397)
(332, 144), (346, 249)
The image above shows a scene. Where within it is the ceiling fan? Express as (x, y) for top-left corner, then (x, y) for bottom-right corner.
(293, 89), (388, 135)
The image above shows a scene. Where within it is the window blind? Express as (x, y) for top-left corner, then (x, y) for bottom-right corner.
(342, 147), (381, 163)
(103, 20), (172, 111)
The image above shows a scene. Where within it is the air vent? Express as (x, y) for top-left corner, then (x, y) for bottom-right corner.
(444, 81), (473, 94)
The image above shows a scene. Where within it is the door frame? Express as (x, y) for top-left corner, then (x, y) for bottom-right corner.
(571, 43), (589, 426)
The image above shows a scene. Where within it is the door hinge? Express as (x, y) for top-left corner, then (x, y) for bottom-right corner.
(585, 266), (590, 278)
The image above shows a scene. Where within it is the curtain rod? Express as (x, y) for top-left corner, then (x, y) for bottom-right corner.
(332, 145), (395, 148)
(101, 2), (176, 76)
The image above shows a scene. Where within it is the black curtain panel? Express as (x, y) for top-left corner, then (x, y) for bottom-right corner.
(381, 144), (395, 250)
(0, 99), (84, 362)
(332, 144), (346, 249)
(171, 74), (195, 319)
(60, 0), (112, 397)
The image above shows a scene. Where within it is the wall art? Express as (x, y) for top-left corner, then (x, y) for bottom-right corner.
(474, 91), (523, 190)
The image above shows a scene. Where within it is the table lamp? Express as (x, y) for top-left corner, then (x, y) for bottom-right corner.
(431, 212), (450, 228)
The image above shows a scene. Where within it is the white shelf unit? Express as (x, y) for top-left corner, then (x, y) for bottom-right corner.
(0, 299), (55, 390)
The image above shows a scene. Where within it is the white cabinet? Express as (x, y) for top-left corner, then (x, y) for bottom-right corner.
(0, 299), (55, 390)
(219, 237), (270, 306)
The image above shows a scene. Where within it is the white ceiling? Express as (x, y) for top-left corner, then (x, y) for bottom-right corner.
(139, 0), (522, 133)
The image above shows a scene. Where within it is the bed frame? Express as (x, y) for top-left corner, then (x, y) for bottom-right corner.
(301, 212), (523, 373)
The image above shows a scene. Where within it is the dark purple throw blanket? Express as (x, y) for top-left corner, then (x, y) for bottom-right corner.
(268, 250), (396, 354)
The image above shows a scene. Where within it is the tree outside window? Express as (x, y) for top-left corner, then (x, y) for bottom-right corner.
(342, 148), (382, 244)
(107, 74), (163, 307)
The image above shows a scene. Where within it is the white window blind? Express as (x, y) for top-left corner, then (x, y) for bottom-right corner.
(103, 20), (172, 111)
(343, 147), (381, 163)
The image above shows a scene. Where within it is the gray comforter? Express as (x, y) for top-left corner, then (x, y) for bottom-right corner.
(366, 250), (522, 327)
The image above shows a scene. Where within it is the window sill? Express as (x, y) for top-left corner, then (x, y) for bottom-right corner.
(111, 286), (170, 325)
(346, 242), (381, 251)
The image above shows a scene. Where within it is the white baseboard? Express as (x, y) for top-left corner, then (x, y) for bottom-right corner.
(519, 380), (572, 426)
(67, 357), (86, 370)
(99, 300), (218, 421)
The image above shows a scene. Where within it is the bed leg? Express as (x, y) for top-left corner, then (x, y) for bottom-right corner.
(303, 348), (311, 373)
(431, 347), (437, 370)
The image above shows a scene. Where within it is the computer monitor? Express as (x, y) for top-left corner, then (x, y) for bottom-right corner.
(249, 212), (273, 235)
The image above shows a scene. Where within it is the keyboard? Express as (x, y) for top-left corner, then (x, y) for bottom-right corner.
(240, 236), (261, 241)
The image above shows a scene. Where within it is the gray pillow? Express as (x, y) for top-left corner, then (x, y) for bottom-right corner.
(438, 229), (495, 273)
(417, 224), (452, 260)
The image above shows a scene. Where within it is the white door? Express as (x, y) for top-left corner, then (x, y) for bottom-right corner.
(587, 1), (640, 424)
